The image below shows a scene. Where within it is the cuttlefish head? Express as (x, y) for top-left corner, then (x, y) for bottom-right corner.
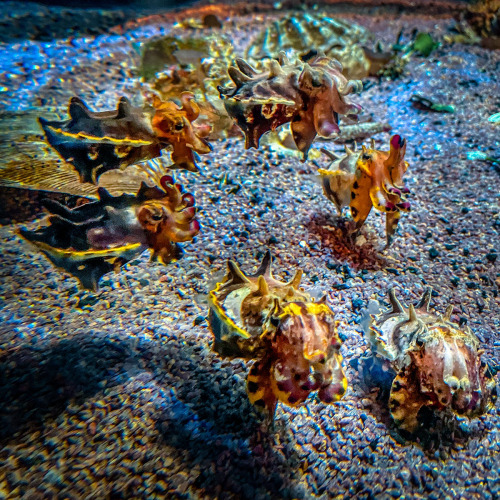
(266, 300), (347, 407)
(150, 93), (212, 171)
(136, 176), (200, 264)
(298, 58), (362, 140)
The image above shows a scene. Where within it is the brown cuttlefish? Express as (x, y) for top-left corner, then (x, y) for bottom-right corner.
(208, 251), (347, 417)
(365, 288), (498, 433)
(38, 92), (212, 184)
(219, 52), (362, 159)
(19, 175), (200, 290)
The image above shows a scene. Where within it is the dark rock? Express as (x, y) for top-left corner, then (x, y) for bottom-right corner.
(428, 247), (439, 259)
(194, 316), (205, 326)
(486, 252), (497, 263)
(332, 283), (350, 290)
(351, 298), (364, 311)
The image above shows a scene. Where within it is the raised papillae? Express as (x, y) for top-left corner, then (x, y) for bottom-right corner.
(208, 251), (347, 416)
(18, 176), (200, 290)
(219, 53), (362, 159)
(319, 134), (410, 245)
(246, 12), (398, 80)
(365, 288), (498, 433)
(143, 33), (238, 138)
(39, 92), (211, 184)
(463, 0), (500, 43)
(148, 92), (212, 172)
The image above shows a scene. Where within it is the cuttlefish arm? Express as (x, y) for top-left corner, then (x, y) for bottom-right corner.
(246, 357), (278, 417)
(350, 168), (373, 230)
(389, 362), (429, 433)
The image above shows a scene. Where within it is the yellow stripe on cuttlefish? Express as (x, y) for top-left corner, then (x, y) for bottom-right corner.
(47, 126), (154, 146)
(279, 302), (332, 318)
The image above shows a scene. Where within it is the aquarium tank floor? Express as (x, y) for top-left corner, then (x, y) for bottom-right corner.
(0, 1), (499, 499)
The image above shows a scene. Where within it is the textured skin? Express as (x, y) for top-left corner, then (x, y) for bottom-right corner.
(351, 135), (410, 245)
(39, 96), (160, 183)
(319, 135), (410, 246)
(208, 252), (347, 416)
(367, 288), (498, 432)
(146, 34), (238, 139)
(149, 92), (212, 171)
(220, 53), (362, 159)
(39, 93), (212, 183)
(464, 0), (500, 39)
(246, 12), (373, 80)
(19, 175), (199, 290)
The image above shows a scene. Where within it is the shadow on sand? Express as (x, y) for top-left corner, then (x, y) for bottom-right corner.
(0, 331), (300, 498)
(305, 212), (389, 271)
(144, 338), (302, 500)
(0, 336), (132, 441)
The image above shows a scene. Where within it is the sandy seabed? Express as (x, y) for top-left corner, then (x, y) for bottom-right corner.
(0, 3), (499, 499)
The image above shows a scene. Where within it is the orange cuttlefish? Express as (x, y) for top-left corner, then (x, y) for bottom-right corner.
(149, 92), (212, 172)
(319, 134), (410, 245)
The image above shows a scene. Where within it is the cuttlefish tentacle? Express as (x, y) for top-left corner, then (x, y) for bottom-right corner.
(208, 252), (347, 416)
(291, 113), (318, 159)
(369, 185), (397, 212)
(385, 211), (401, 246)
(389, 362), (428, 432)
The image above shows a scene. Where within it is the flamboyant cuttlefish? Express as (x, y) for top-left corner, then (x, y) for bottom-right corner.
(142, 33), (237, 138)
(245, 12), (401, 80)
(463, 0), (500, 47)
(19, 176), (199, 290)
(219, 53), (362, 159)
(364, 288), (497, 432)
(39, 92), (211, 184)
(318, 135), (410, 245)
(208, 251), (347, 416)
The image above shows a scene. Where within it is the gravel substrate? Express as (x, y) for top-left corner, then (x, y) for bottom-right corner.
(0, 3), (499, 499)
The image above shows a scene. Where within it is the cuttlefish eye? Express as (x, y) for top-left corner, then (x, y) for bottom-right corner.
(361, 153), (371, 160)
(151, 213), (164, 221)
(174, 121), (184, 131)
(270, 316), (280, 327)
